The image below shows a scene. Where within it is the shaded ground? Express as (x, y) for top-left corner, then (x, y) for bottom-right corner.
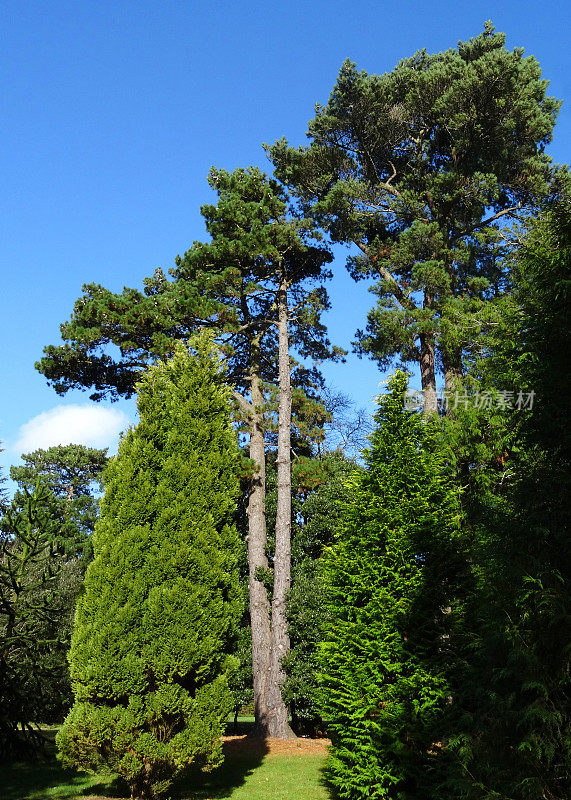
(1, 727), (332, 800)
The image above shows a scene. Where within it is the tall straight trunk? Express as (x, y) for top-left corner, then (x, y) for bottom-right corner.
(420, 292), (438, 415)
(246, 356), (272, 734)
(265, 271), (295, 739)
(444, 358), (463, 403)
(420, 333), (437, 415)
(419, 291), (438, 415)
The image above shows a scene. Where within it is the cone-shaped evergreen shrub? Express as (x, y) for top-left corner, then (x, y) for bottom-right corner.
(57, 338), (243, 800)
(320, 372), (465, 799)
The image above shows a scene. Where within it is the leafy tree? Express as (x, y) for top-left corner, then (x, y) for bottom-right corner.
(268, 24), (562, 412)
(37, 166), (342, 737)
(320, 373), (465, 798)
(57, 338), (243, 800)
(0, 484), (64, 759)
(228, 624), (253, 729)
(10, 444), (107, 560)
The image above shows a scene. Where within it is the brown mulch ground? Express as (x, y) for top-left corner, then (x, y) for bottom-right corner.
(221, 734), (330, 758)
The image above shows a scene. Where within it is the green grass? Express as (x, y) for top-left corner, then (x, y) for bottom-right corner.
(1, 724), (333, 800)
(179, 753), (331, 800)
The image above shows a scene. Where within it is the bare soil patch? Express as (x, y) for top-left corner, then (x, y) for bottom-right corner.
(221, 734), (330, 758)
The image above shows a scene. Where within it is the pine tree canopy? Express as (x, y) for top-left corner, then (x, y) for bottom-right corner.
(268, 24), (565, 408)
(10, 444), (107, 559)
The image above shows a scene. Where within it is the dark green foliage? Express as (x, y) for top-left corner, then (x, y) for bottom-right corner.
(283, 453), (357, 736)
(36, 166), (341, 415)
(57, 338), (243, 800)
(320, 373), (465, 798)
(283, 559), (326, 737)
(0, 484), (65, 759)
(448, 204), (571, 800)
(269, 25), (563, 402)
(0, 453), (7, 510)
(227, 624), (253, 724)
(3, 446), (108, 726)
(10, 444), (107, 561)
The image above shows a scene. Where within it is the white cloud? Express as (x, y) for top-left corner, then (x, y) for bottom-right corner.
(14, 404), (129, 455)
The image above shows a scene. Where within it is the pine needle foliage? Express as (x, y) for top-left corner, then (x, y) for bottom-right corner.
(319, 372), (465, 799)
(56, 338), (243, 800)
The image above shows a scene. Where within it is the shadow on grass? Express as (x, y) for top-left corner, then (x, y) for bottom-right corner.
(1, 730), (268, 800)
(0, 756), (127, 800)
(174, 736), (269, 799)
(317, 754), (339, 800)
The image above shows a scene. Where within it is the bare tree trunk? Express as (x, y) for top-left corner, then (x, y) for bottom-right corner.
(419, 293), (438, 416)
(246, 359), (272, 735)
(444, 359), (463, 406)
(265, 271), (295, 739)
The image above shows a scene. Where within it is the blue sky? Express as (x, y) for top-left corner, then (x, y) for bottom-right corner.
(1, 0), (569, 489)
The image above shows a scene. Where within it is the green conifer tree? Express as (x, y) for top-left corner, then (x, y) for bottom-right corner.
(448, 202), (571, 800)
(320, 372), (465, 799)
(0, 483), (63, 758)
(268, 24), (564, 413)
(56, 337), (243, 800)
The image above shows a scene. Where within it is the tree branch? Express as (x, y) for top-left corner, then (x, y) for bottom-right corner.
(232, 390), (253, 418)
(354, 240), (417, 312)
(452, 205), (521, 241)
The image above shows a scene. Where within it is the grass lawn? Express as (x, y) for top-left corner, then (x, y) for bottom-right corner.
(1, 724), (333, 800)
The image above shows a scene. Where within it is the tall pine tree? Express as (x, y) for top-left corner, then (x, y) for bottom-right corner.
(37, 166), (342, 737)
(268, 24), (562, 412)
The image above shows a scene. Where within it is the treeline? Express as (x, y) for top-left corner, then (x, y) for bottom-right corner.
(0, 22), (569, 800)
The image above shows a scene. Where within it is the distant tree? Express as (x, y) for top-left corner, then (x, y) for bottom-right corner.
(57, 338), (243, 800)
(319, 389), (373, 457)
(3, 445), (108, 723)
(228, 624), (253, 729)
(320, 373), (465, 798)
(0, 450), (7, 509)
(282, 452), (358, 736)
(10, 444), (107, 560)
(0, 484), (64, 759)
(268, 24), (563, 413)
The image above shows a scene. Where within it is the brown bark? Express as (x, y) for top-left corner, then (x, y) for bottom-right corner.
(246, 351), (272, 733)
(264, 270), (296, 739)
(420, 293), (438, 416)
(420, 333), (437, 415)
(443, 354), (463, 417)
(444, 362), (463, 397)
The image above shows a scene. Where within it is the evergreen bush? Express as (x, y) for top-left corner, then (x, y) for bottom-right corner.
(57, 338), (243, 800)
(320, 372), (465, 799)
